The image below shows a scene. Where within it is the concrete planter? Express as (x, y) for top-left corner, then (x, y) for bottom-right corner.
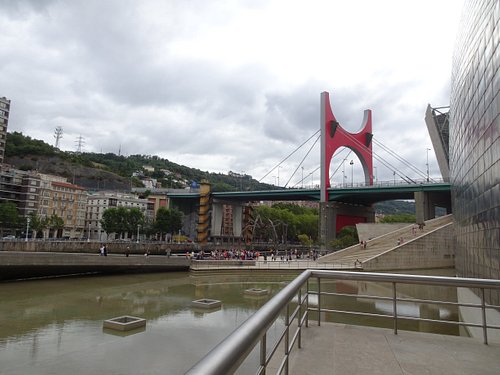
(103, 316), (146, 331)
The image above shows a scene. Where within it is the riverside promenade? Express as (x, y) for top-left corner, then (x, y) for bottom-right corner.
(275, 323), (500, 375)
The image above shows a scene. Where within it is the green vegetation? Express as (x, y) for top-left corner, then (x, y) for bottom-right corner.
(5, 131), (58, 157)
(5, 132), (274, 191)
(27, 212), (65, 238)
(154, 207), (183, 239)
(252, 203), (318, 244)
(0, 202), (20, 236)
(100, 206), (184, 240)
(379, 213), (416, 223)
(328, 225), (359, 250)
(374, 200), (415, 215)
(101, 207), (144, 239)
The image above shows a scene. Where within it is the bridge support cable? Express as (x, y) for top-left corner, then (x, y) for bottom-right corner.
(372, 138), (433, 182)
(284, 134), (320, 188)
(328, 149), (352, 184)
(339, 129), (417, 184)
(291, 166), (321, 188)
(259, 130), (320, 183)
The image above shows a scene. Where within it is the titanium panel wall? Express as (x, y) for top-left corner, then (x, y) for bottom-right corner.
(450, 0), (500, 304)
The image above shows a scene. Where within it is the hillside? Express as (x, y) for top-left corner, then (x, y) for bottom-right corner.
(4, 131), (274, 192)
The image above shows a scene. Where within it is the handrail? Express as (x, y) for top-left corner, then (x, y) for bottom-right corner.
(185, 270), (500, 375)
(185, 270), (312, 375)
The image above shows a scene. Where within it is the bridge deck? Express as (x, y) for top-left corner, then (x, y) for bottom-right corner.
(272, 323), (500, 375)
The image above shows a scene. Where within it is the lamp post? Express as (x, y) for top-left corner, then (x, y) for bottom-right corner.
(426, 148), (431, 182)
(374, 166), (378, 184)
(342, 158), (346, 187)
(350, 160), (354, 187)
(277, 166), (282, 187)
(393, 171), (396, 185)
(136, 224), (140, 243)
(25, 217), (30, 242)
(301, 166), (304, 188)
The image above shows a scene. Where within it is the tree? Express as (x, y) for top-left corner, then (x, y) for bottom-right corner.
(101, 206), (145, 239)
(328, 226), (359, 250)
(28, 212), (49, 239)
(253, 204), (319, 244)
(0, 202), (19, 236)
(49, 214), (65, 238)
(101, 208), (120, 239)
(155, 207), (183, 240)
(127, 207), (144, 239)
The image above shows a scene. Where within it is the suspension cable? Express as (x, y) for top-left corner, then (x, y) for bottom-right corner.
(372, 138), (433, 181)
(339, 130), (417, 184)
(284, 134), (320, 187)
(259, 130), (320, 182)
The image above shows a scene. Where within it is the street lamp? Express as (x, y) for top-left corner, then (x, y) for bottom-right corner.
(25, 217), (30, 242)
(350, 160), (354, 187)
(374, 166), (378, 184)
(277, 166), (282, 187)
(426, 148), (431, 182)
(87, 221), (90, 242)
(301, 166), (304, 188)
(393, 171), (396, 184)
(342, 158), (346, 187)
(136, 224), (140, 243)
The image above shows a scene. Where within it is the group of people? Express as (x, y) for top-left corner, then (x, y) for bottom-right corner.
(185, 248), (317, 261)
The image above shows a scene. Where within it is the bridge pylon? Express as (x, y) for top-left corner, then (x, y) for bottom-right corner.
(320, 91), (373, 202)
(320, 92), (375, 247)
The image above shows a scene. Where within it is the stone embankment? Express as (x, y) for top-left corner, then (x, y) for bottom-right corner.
(0, 240), (197, 255)
(0, 251), (191, 281)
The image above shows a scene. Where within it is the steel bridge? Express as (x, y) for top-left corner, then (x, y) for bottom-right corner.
(169, 180), (450, 206)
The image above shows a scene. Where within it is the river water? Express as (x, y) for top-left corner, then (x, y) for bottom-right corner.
(0, 269), (459, 375)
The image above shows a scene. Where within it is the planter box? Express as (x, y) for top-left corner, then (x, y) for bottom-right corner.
(103, 316), (146, 331)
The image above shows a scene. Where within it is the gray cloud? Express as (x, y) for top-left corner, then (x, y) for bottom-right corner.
(1, 0), (460, 185)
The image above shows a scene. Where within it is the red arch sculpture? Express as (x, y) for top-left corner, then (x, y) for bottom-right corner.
(320, 92), (373, 202)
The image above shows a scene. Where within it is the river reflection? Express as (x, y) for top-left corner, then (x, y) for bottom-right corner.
(0, 269), (459, 375)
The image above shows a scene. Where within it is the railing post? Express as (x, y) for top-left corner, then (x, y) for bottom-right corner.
(317, 277), (321, 326)
(392, 282), (398, 335)
(298, 287), (302, 349)
(481, 288), (488, 345)
(260, 333), (267, 375)
(306, 279), (309, 328)
(285, 304), (290, 375)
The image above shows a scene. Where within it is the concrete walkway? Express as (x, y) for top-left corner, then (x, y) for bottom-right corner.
(280, 323), (500, 375)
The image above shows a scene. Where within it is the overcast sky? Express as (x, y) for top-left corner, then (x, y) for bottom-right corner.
(1, 0), (463, 187)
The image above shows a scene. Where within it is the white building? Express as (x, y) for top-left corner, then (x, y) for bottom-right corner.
(86, 192), (154, 240)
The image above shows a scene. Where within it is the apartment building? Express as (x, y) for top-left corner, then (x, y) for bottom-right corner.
(0, 166), (40, 217)
(0, 97), (10, 165)
(37, 174), (88, 238)
(86, 192), (154, 240)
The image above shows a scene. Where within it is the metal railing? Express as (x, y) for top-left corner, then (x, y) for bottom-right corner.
(185, 270), (500, 375)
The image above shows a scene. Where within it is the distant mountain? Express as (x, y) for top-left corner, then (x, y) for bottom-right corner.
(374, 200), (415, 215)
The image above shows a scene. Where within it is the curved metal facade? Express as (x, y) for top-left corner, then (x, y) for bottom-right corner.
(450, 0), (499, 302)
